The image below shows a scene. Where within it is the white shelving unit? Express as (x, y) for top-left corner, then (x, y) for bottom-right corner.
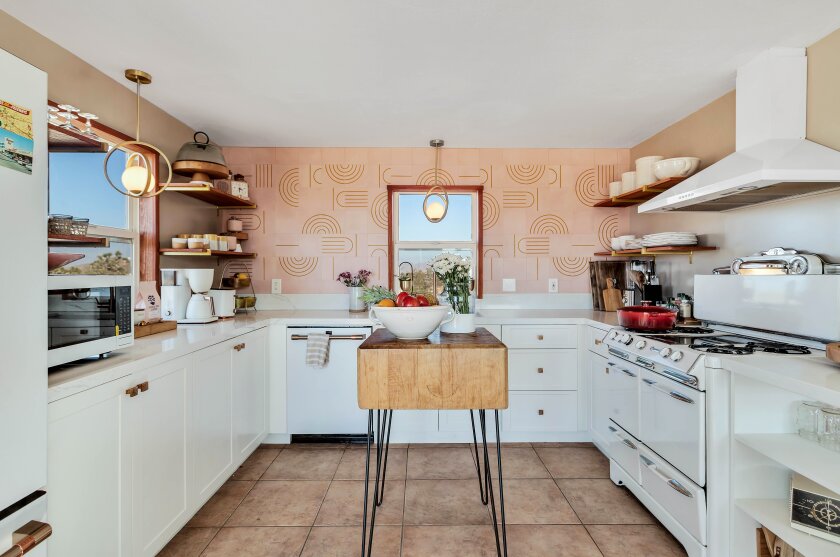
(736, 433), (840, 495)
(736, 499), (839, 557)
(729, 366), (840, 556)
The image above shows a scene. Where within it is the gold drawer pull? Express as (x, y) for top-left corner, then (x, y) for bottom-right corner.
(1, 520), (52, 557)
(126, 386), (139, 398)
(537, 334), (544, 341)
(234, 342), (246, 352)
(595, 339), (603, 345)
(138, 381), (149, 393)
(538, 409), (544, 416)
(537, 367), (544, 374)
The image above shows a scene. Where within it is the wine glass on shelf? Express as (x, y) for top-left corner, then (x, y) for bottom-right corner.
(77, 112), (99, 139)
(57, 104), (79, 130)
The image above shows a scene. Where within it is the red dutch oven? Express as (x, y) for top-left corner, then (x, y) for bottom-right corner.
(616, 305), (678, 331)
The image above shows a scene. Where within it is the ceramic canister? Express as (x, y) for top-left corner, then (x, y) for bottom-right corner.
(621, 171), (636, 193)
(635, 156), (664, 187)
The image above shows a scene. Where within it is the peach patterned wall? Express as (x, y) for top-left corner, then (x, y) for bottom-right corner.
(219, 147), (631, 295)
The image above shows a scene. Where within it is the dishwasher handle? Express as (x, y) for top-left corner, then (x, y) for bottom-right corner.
(290, 334), (367, 341)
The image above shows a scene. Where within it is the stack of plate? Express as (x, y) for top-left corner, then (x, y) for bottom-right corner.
(624, 238), (644, 249)
(642, 232), (698, 247)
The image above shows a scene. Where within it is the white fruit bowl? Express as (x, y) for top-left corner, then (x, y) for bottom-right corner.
(369, 305), (454, 340)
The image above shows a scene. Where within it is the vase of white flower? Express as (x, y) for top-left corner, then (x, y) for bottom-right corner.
(430, 253), (476, 333)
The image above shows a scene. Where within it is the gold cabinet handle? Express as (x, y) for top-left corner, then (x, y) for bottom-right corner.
(125, 386), (139, 398)
(538, 409), (544, 416)
(537, 335), (544, 341)
(1, 520), (52, 557)
(595, 339), (603, 345)
(234, 342), (246, 352)
(138, 381), (149, 393)
(537, 367), (544, 374)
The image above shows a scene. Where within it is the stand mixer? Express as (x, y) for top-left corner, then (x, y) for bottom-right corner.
(160, 268), (219, 324)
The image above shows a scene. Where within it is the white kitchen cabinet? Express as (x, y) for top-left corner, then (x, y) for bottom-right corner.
(128, 356), (190, 557)
(502, 324), (577, 349)
(232, 328), (268, 459)
(504, 391), (578, 432)
(589, 351), (611, 453)
(48, 375), (132, 557)
(190, 341), (234, 506)
(509, 349), (577, 390)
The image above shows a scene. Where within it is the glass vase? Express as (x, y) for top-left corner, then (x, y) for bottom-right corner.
(440, 279), (475, 333)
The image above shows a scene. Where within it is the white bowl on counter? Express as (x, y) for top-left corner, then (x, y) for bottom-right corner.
(369, 305), (454, 340)
(654, 157), (701, 179)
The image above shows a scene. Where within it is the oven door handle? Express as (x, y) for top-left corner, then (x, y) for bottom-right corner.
(290, 334), (367, 341)
(639, 457), (694, 498)
(642, 379), (695, 404)
(0, 521), (52, 557)
(619, 368), (637, 378)
(608, 425), (637, 450)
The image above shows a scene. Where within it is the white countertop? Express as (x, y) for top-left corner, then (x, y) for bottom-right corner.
(47, 309), (619, 402)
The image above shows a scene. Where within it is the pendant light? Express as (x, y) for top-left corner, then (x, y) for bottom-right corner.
(423, 139), (449, 223)
(103, 69), (173, 197)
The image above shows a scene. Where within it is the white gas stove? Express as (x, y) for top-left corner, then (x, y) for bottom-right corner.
(595, 274), (834, 557)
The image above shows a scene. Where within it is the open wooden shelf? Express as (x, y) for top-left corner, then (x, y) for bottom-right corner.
(593, 177), (687, 207)
(220, 232), (249, 241)
(159, 248), (256, 258)
(166, 184), (256, 209)
(48, 233), (110, 247)
(594, 245), (717, 263)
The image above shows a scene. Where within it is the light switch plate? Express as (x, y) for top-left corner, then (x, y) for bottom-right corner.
(271, 279), (282, 294)
(502, 278), (516, 292)
(548, 278), (559, 293)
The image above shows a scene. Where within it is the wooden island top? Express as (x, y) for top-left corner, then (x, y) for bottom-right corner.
(357, 327), (508, 410)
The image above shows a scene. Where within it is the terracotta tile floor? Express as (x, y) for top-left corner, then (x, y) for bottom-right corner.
(158, 443), (687, 557)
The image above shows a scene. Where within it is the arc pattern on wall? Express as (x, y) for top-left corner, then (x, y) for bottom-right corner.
(324, 163), (365, 184)
(278, 256), (318, 277)
(575, 165), (614, 206)
(553, 257), (590, 276)
(279, 168), (301, 207)
(597, 214), (620, 251)
(530, 214), (569, 235)
(302, 214), (342, 235)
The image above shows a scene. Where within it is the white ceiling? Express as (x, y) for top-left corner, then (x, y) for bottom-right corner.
(5, 1), (840, 148)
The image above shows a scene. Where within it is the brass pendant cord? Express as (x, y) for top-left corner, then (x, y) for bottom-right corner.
(434, 144), (440, 185)
(135, 80), (141, 141)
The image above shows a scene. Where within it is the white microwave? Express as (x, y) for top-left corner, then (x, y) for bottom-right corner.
(47, 275), (134, 367)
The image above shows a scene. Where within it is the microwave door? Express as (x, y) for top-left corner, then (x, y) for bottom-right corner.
(48, 288), (116, 351)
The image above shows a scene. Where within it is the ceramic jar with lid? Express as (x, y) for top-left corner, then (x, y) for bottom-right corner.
(227, 216), (243, 232)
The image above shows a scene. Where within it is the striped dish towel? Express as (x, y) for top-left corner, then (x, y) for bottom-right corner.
(305, 333), (330, 368)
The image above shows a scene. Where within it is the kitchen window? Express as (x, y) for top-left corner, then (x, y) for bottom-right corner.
(388, 185), (483, 299)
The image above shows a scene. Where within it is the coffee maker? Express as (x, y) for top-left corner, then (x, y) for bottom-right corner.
(160, 268), (219, 324)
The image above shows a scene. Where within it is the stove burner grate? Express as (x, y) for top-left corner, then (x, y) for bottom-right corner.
(690, 340), (811, 355)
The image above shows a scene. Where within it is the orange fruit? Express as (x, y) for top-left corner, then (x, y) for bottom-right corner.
(377, 299), (396, 307)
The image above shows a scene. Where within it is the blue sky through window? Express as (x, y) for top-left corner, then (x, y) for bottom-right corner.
(398, 193), (472, 242)
(49, 150), (128, 229)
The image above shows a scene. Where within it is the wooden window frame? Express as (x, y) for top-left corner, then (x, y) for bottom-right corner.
(387, 185), (484, 298)
(48, 100), (160, 287)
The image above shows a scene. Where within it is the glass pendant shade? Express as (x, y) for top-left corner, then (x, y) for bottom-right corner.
(121, 152), (155, 194)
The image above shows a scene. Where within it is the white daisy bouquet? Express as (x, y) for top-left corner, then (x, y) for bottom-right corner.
(430, 253), (473, 314)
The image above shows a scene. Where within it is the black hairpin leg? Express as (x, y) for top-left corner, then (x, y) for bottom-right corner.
(471, 409), (508, 557)
(360, 409), (393, 557)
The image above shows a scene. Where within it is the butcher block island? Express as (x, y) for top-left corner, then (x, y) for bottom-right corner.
(357, 327), (511, 556)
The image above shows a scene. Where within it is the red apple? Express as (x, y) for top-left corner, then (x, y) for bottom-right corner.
(402, 296), (419, 307)
(396, 292), (410, 306)
(416, 295), (430, 307)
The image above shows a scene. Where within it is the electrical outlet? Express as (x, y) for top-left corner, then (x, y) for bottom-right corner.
(502, 278), (516, 292)
(548, 278), (559, 293)
(271, 279), (282, 294)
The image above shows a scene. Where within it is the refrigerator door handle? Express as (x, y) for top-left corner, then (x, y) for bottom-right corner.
(0, 521), (52, 557)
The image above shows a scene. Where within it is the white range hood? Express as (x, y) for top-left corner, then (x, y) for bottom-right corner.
(639, 48), (840, 212)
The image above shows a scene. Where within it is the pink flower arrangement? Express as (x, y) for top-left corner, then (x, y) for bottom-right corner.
(337, 269), (372, 287)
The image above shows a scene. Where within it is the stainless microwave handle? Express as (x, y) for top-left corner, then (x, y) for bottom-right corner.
(0, 521), (52, 557)
(290, 334), (367, 341)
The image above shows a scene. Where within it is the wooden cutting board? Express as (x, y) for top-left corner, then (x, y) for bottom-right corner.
(827, 342), (840, 365)
(603, 279), (624, 312)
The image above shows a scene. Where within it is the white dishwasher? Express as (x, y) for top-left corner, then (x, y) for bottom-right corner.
(287, 326), (372, 438)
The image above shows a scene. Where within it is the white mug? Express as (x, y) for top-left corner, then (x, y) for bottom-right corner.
(621, 171), (636, 192)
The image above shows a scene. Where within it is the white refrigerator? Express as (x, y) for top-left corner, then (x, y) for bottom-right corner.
(0, 48), (49, 555)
